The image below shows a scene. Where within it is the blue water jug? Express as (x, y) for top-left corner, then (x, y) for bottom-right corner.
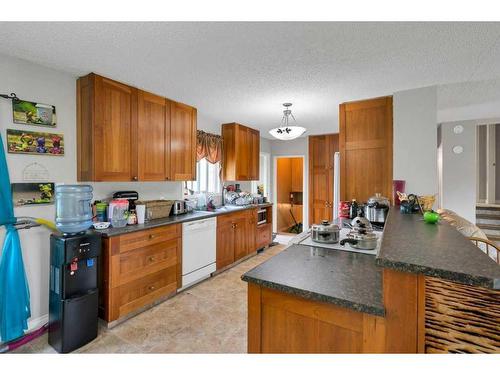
(55, 185), (93, 234)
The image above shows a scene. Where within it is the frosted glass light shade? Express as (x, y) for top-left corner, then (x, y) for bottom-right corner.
(269, 126), (306, 140)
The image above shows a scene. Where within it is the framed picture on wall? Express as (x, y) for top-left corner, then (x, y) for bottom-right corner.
(12, 99), (56, 127)
(11, 182), (55, 207)
(6, 129), (64, 156)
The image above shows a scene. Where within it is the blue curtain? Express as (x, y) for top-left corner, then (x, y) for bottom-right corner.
(0, 134), (30, 342)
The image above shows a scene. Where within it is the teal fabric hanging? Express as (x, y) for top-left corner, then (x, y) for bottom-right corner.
(0, 133), (30, 342)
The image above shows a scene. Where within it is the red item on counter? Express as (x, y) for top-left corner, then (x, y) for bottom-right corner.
(339, 201), (351, 218)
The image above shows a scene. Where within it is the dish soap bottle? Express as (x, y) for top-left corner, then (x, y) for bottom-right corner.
(349, 199), (358, 219)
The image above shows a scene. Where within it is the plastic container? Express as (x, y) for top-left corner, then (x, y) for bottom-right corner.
(55, 185), (93, 234)
(109, 199), (129, 228)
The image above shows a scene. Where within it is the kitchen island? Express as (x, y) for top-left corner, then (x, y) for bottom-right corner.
(242, 208), (500, 353)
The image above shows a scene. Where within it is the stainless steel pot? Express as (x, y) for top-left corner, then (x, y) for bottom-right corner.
(365, 193), (390, 224)
(311, 220), (340, 244)
(350, 216), (373, 232)
(340, 231), (378, 250)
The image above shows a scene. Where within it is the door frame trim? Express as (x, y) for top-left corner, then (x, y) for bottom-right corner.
(272, 155), (307, 235)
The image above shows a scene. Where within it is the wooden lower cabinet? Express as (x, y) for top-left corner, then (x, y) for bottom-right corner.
(100, 224), (182, 322)
(114, 266), (177, 319)
(234, 216), (249, 261)
(216, 207), (271, 270)
(216, 221), (236, 270)
(248, 284), (386, 353)
(216, 210), (251, 270)
(256, 223), (272, 250)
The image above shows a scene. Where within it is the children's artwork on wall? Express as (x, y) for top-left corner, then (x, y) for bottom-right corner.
(7, 129), (64, 156)
(11, 182), (55, 207)
(12, 99), (56, 126)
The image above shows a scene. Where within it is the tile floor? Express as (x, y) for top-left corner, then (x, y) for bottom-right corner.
(11, 244), (286, 354)
(274, 233), (296, 245)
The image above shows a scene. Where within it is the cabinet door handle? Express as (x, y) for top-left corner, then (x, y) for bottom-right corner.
(148, 285), (156, 291)
(148, 256), (155, 262)
(132, 176), (138, 181)
(149, 234), (157, 240)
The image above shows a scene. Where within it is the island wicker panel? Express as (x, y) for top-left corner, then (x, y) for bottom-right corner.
(425, 276), (500, 353)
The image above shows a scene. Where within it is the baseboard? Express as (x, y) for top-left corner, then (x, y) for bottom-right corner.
(28, 314), (48, 332)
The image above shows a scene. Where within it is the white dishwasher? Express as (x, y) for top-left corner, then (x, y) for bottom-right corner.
(180, 217), (217, 290)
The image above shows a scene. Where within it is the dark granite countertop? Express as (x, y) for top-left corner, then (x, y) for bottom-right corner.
(242, 244), (385, 316)
(376, 207), (500, 290)
(95, 203), (272, 237)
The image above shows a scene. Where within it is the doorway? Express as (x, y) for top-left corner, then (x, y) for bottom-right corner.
(477, 124), (500, 205)
(274, 156), (305, 236)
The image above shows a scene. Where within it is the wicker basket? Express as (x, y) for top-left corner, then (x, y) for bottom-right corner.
(135, 200), (174, 221)
(418, 195), (436, 212)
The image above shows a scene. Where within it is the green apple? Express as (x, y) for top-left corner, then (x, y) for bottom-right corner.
(423, 211), (440, 224)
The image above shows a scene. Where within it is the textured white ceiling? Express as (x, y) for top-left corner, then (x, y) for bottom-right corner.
(1, 22), (500, 137)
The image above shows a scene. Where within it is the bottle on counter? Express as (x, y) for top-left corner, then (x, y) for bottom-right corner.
(127, 210), (137, 225)
(349, 199), (358, 219)
(95, 201), (108, 222)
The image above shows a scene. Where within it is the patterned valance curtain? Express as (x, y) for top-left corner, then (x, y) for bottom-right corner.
(196, 130), (223, 164)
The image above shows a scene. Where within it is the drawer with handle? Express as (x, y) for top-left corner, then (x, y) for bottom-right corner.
(114, 266), (177, 319)
(118, 224), (180, 253)
(217, 209), (249, 227)
(256, 223), (272, 249)
(112, 238), (179, 286)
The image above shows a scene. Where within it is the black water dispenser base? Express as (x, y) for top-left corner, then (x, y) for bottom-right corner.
(48, 232), (101, 353)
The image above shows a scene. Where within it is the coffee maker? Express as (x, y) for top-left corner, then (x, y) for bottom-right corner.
(112, 191), (139, 210)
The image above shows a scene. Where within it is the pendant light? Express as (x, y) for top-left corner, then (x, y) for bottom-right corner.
(269, 103), (306, 140)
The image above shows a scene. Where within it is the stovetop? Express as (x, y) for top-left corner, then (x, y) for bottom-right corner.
(294, 228), (383, 256)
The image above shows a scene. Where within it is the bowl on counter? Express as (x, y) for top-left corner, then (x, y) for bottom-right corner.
(92, 222), (111, 230)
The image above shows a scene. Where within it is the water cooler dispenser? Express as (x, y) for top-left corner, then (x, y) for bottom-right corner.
(48, 232), (101, 353)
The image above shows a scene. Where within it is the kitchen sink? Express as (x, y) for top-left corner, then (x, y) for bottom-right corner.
(196, 205), (249, 214)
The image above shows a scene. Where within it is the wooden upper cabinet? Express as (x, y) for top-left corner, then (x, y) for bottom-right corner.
(309, 134), (339, 225)
(77, 73), (137, 181)
(77, 73), (197, 182)
(248, 128), (260, 180)
(222, 123), (260, 181)
(339, 96), (393, 203)
(137, 91), (169, 181)
(170, 101), (197, 181)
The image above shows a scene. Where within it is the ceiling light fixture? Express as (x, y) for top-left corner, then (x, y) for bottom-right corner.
(269, 103), (306, 140)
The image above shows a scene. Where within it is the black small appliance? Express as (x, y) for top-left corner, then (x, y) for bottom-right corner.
(112, 191), (139, 210)
(48, 232), (101, 353)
